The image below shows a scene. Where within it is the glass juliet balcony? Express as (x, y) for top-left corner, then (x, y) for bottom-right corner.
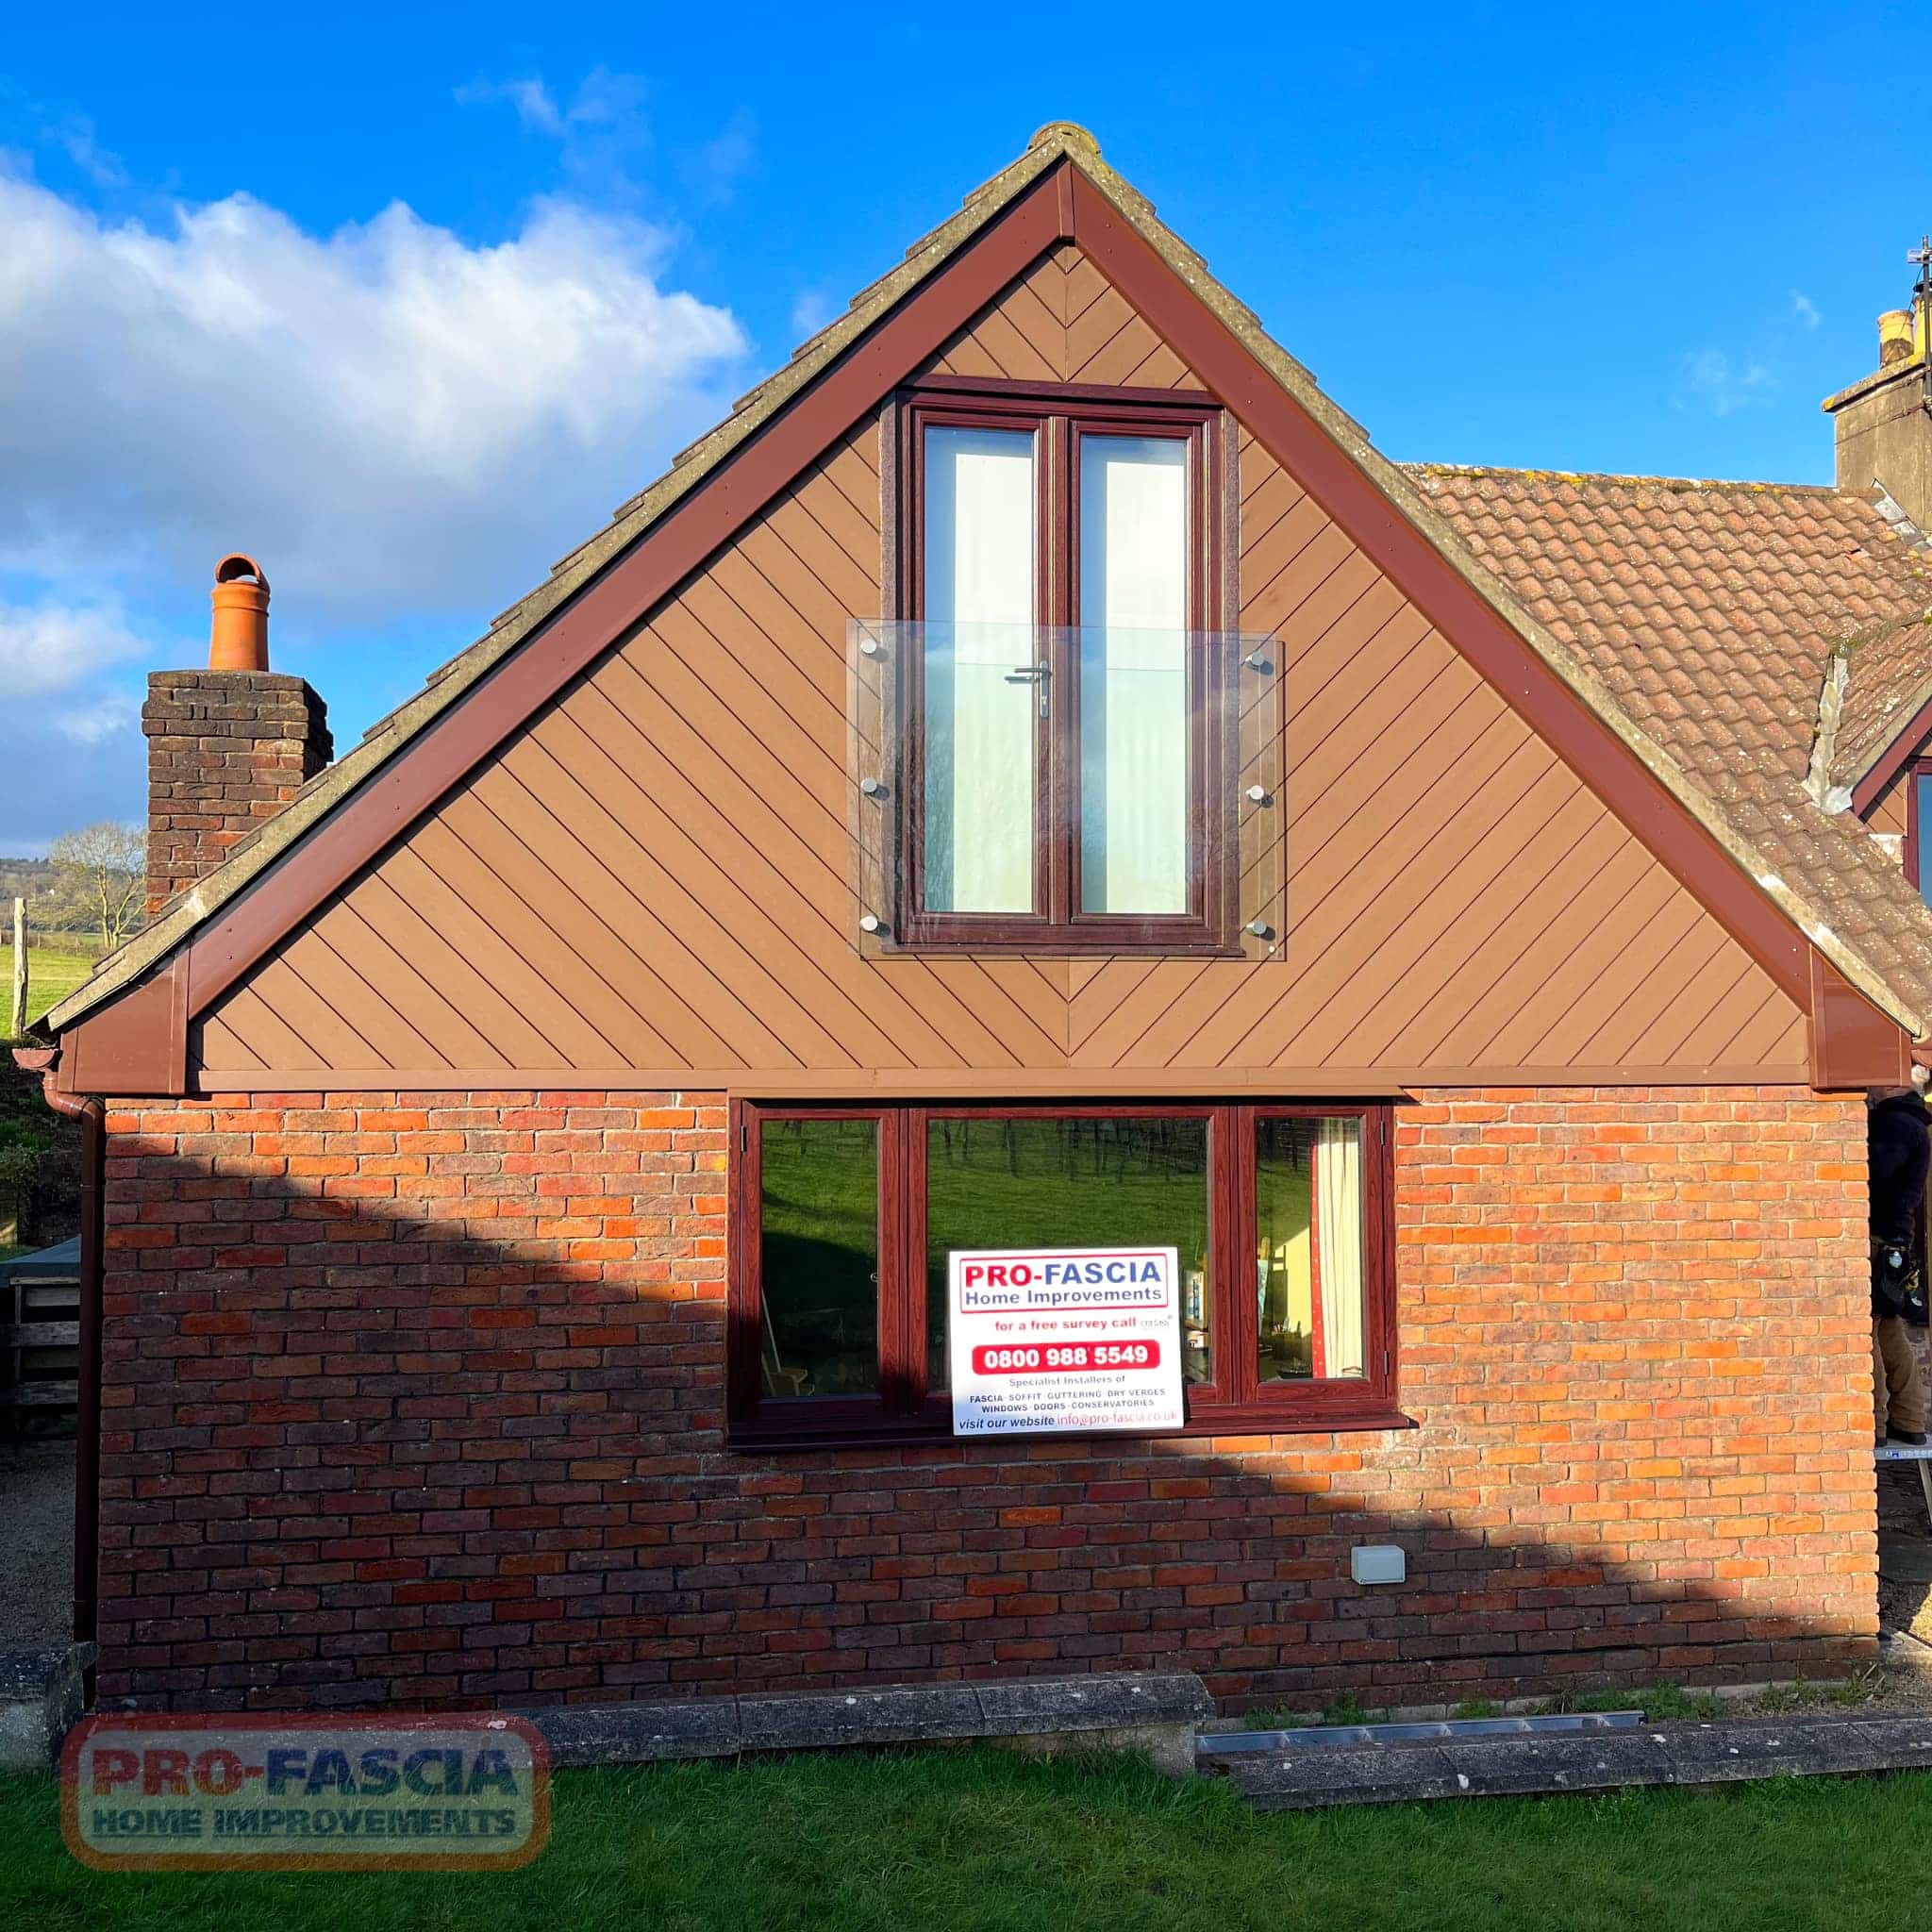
(846, 620), (1283, 956)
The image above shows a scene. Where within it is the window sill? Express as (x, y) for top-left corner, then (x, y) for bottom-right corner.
(872, 925), (1247, 959)
(726, 1407), (1415, 1454)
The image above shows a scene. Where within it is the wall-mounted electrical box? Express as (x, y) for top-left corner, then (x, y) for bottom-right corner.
(1350, 1544), (1406, 1586)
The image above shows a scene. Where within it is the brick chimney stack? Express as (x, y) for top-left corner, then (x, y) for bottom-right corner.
(1824, 291), (1932, 532)
(142, 555), (332, 917)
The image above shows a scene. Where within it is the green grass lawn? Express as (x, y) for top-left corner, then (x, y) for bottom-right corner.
(6, 1747), (1932, 1931)
(0, 943), (98, 1040)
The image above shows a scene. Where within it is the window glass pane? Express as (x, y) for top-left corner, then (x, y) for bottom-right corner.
(1256, 1118), (1366, 1383)
(758, 1118), (879, 1398)
(1917, 774), (1932, 908)
(1079, 435), (1190, 914)
(926, 1115), (1212, 1387)
(923, 425), (1037, 913)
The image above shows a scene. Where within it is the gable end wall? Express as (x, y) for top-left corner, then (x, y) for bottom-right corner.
(190, 246), (1808, 1089)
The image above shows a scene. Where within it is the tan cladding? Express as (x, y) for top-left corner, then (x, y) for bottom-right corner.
(193, 246), (1808, 1088)
(1870, 770), (1909, 838)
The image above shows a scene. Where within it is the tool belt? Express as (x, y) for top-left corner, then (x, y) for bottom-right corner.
(1874, 1239), (1928, 1322)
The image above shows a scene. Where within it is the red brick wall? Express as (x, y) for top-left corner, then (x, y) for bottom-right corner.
(94, 1086), (1874, 1713)
(142, 671), (333, 917)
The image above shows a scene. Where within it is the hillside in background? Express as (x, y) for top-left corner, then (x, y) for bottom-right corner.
(0, 858), (55, 908)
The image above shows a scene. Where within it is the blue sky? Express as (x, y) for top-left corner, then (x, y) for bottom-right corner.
(4, 0), (1930, 851)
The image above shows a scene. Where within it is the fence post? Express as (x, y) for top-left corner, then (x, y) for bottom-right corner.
(8, 897), (25, 1041)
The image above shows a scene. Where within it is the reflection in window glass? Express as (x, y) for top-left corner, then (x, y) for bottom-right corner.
(1078, 436), (1190, 914)
(759, 1118), (879, 1398)
(1255, 1118), (1366, 1383)
(1917, 773), (1932, 909)
(924, 425), (1038, 913)
(926, 1115), (1212, 1387)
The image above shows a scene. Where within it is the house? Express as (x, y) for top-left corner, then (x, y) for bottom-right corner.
(23, 124), (1932, 1716)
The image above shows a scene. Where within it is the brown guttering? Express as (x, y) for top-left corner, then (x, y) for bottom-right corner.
(12, 1046), (103, 1649)
(208, 554), (270, 672)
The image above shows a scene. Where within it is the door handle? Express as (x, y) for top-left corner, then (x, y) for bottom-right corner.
(1003, 663), (1051, 715)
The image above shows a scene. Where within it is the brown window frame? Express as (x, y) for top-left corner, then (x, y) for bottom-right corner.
(1903, 756), (1932, 910)
(726, 1097), (1402, 1449)
(885, 378), (1238, 955)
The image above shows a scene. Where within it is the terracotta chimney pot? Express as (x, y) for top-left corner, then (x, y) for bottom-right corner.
(209, 553), (270, 672)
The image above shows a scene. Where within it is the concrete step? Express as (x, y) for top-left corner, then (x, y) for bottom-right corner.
(0, 1643), (92, 1771)
(528, 1670), (1214, 1776)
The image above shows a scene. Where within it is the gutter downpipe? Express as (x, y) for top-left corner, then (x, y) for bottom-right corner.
(13, 1046), (103, 1649)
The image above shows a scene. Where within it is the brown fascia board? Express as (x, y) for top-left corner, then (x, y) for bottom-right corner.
(1811, 952), (1912, 1089)
(42, 124), (1924, 1052)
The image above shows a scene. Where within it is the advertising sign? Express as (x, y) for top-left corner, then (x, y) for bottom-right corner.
(947, 1245), (1183, 1437)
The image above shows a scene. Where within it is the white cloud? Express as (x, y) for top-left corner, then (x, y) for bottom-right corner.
(0, 596), (146, 701)
(455, 68), (654, 188)
(0, 169), (748, 625)
(0, 597), (149, 852)
(1674, 347), (1778, 417)
(1791, 291), (1822, 331)
(684, 109), (758, 203)
(52, 691), (141, 745)
(0, 158), (751, 852)
(45, 113), (126, 189)
(455, 75), (572, 139)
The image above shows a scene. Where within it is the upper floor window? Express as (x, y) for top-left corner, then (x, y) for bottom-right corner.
(1907, 758), (1932, 909)
(885, 383), (1236, 952)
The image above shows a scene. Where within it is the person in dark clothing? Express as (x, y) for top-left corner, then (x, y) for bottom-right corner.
(1871, 1085), (1932, 1444)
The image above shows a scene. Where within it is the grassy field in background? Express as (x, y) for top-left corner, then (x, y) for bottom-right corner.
(7, 1748), (1932, 1931)
(758, 1114), (1324, 1395)
(0, 944), (97, 1039)
(759, 1115), (1225, 1394)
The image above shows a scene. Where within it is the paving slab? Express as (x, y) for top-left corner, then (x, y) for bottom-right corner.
(1229, 1740), (1468, 1807)
(1212, 1713), (1932, 1811)
(1438, 1731), (1673, 1799)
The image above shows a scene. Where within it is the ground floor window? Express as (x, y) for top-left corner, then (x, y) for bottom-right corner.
(728, 1101), (1397, 1444)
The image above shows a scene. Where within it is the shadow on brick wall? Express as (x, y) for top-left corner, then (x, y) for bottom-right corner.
(92, 1101), (1877, 1716)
